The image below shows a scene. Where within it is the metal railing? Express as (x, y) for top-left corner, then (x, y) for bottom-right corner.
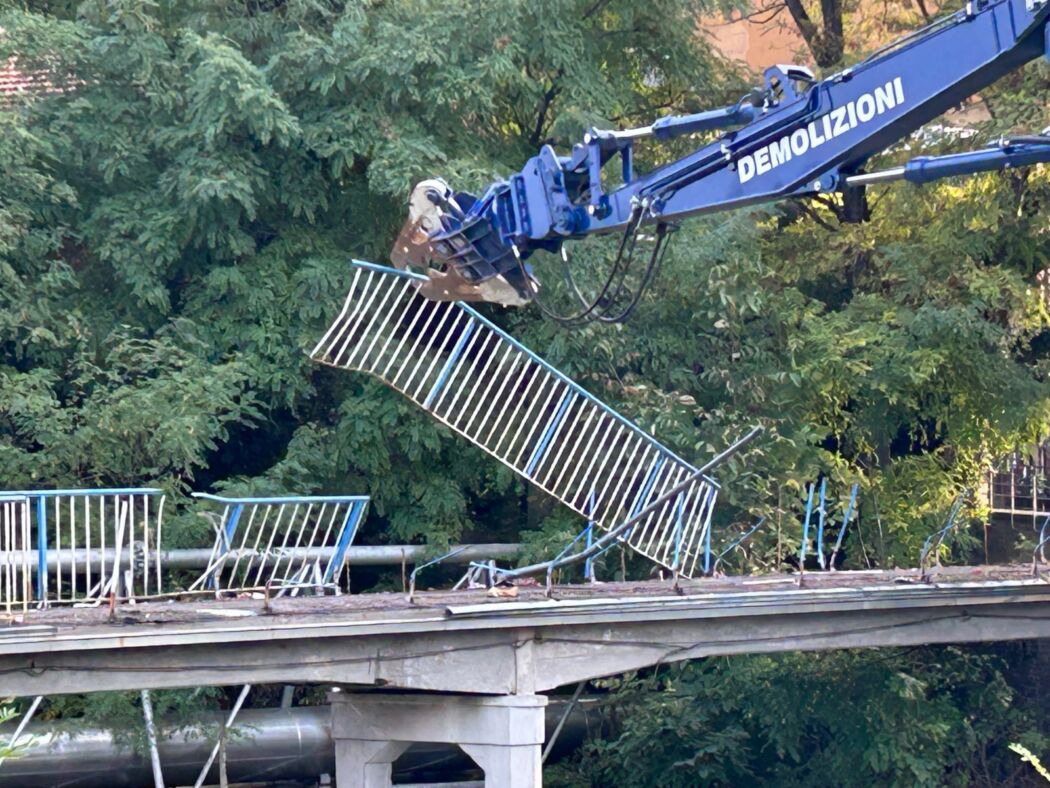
(311, 260), (725, 578)
(919, 492), (968, 579)
(0, 487), (165, 606)
(798, 481), (859, 572)
(1033, 514), (1049, 573)
(188, 494), (370, 594)
(987, 454), (1050, 520)
(0, 495), (32, 613)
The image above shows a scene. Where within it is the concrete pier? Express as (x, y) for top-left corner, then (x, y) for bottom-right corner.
(330, 693), (546, 787)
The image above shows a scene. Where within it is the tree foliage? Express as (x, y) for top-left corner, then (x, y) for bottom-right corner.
(1, 0), (1049, 778)
(549, 646), (1050, 787)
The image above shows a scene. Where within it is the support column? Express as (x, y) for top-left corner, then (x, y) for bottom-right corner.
(461, 741), (542, 787)
(330, 692), (547, 788)
(333, 739), (409, 788)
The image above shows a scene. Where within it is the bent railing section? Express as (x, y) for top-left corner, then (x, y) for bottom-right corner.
(0, 487), (165, 606)
(188, 494), (370, 594)
(0, 489), (371, 609)
(311, 261), (724, 578)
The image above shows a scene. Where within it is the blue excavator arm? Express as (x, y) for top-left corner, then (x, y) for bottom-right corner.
(392, 0), (1050, 314)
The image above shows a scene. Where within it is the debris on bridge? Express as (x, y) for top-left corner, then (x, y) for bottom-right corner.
(310, 260), (750, 579)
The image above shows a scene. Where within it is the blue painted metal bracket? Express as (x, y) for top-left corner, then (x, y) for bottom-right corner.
(700, 484), (719, 576)
(711, 517), (767, 575)
(829, 483), (860, 570)
(408, 545), (472, 601)
(524, 391), (573, 475)
(814, 478), (828, 569)
(799, 482), (816, 571)
(325, 499), (369, 583)
(1032, 514), (1049, 574)
(583, 490), (597, 581)
(423, 318), (477, 408)
(35, 496), (46, 600)
(919, 491), (969, 578)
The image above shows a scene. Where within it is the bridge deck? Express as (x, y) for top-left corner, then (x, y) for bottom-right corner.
(3, 563), (1044, 630)
(1, 564), (1046, 697)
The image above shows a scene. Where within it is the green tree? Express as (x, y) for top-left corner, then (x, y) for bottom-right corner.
(0, 0), (742, 547)
(2, 0), (1049, 778)
(549, 646), (1050, 788)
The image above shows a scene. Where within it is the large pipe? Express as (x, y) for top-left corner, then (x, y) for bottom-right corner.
(4, 707), (333, 788)
(0, 543), (522, 574)
(2, 699), (594, 787)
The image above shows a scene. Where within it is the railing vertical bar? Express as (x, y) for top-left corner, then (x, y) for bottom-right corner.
(524, 391), (574, 476)
(486, 360), (537, 451)
(474, 352), (528, 443)
(54, 497), (61, 602)
(538, 401), (591, 488)
(423, 318), (478, 409)
(438, 330), (496, 418)
(815, 478), (828, 569)
(378, 288), (429, 378)
(569, 420), (623, 508)
(240, 504), (274, 587)
(598, 441), (650, 523)
(405, 305), (459, 399)
(324, 500), (366, 583)
(35, 496), (46, 601)
(503, 372), (557, 464)
(799, 482), (815, 570)
(512, 379), (565, 467)
(309, 268), (362, 358)
(329, 271), (383, 365)
(389, 300), (444, 390)
(431, 323), (490, 415)
(460, 343), (516, 435)
(251, 504), (291, 588)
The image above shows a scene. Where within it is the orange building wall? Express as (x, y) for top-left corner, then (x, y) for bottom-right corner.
(702, 11), (811, 74)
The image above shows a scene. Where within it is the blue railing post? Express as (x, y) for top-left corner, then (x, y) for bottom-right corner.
(626, 455), (667, 542)
(702, 488), (715, 575)
(829, 482), (859, 569)
(324, 499), (368, 583)
(210, 503), (245, 590)
(671, 495), (684, 575)
(35, 495), (47, 600)
(524, 391), (574, 475)
(422, 319), (477, 409)
(584, 490), (596, 582)
(815, 478), (828, 569)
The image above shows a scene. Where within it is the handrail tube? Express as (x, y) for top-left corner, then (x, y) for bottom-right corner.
(0, 544), (523, 573)
(494, 426), (762, 581)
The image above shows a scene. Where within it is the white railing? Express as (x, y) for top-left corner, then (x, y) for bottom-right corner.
(311, 261), (721, 578)
(188, 494), (370, 594)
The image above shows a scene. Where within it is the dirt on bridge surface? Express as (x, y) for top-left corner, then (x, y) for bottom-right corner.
(4, 563), (1048, 629)
(2, 563), (1046, 632)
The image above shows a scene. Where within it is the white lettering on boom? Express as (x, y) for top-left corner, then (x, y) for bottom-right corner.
(738, 77), (904, 185)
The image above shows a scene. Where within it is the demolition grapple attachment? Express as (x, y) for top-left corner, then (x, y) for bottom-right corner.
(391, 178), (537, 307)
